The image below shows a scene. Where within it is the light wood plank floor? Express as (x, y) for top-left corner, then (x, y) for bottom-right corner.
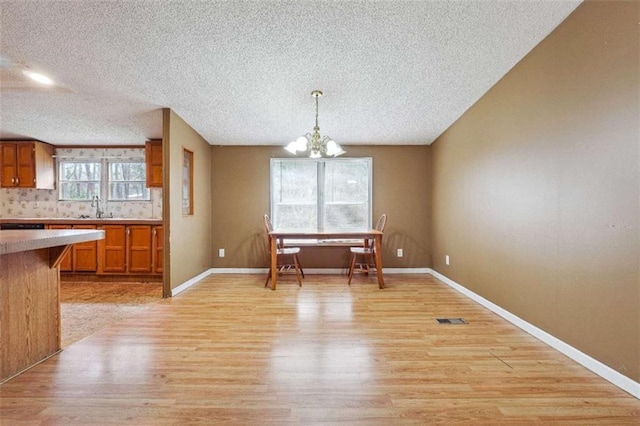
(1, 274), (638, 424)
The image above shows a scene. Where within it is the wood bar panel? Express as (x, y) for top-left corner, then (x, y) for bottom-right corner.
(0, 249), (60, 382)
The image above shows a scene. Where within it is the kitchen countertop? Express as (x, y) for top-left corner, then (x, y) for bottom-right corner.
(0, 218), (162, 225)
(0, 229), (105, 255)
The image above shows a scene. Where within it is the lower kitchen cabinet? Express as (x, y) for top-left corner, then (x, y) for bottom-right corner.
(47, 224), (73, 272)
(72, 224), (99, 271)
(47, 224), (98, 272)
(101, 225), (127, 273)
(128, 225), (152, 273)
(46, 221), (162, 277)
(97, 224), (161, 275)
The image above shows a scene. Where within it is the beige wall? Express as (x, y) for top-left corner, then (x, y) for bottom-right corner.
(165, 109), (213, 292)
(210, 145), (431, 270)
(430, 1), (639, 381)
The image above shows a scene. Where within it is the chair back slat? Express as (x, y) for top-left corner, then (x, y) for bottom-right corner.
(264, 214), (284, 249)
(367, 213), (387, 249)
(375, 214), (387, 232)
(264, 214), (274, 233)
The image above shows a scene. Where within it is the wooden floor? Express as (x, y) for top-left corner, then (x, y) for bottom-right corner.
(60, 281), (163, 347)
(1, 274), (638, 424)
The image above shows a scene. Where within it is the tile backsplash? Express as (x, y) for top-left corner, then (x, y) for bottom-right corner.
(0, 147), (162, 219)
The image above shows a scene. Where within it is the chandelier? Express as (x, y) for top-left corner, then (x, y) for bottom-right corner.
(285, 90), (345, 158)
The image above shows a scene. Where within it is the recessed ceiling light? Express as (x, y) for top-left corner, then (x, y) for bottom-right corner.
(22, 70), (54, 85)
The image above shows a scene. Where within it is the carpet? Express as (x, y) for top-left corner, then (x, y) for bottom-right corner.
(60, 281), (163, 347)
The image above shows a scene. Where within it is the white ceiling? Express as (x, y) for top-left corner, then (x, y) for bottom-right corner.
(0, 1), (581, 147)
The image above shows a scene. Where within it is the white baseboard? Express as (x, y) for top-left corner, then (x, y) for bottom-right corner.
(171, 269), (214, 296)
(207, 267), (432, 275)
(428, 268), (640, 399)
(209, 268), (267, 274)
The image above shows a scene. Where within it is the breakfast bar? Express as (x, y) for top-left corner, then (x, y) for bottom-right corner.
(0, 229), (104, 382)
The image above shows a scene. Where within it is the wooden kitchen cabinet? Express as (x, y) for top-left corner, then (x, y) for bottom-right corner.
(97, 224), (162, 275)
(45, 221), (161, 276)
(128, 225), (152, 273)
(0, 141), (55, 189)
(100, 225), (127, 273)
(70, 224), (98, 271)
(47, 224), (98, 272)
(152, 225), (163, 274)
(145, 140), (162, 188)
(47, 224), (73, 272)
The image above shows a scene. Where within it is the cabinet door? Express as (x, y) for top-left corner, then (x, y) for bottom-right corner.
(0, 143), (17, 187)
(128, 225), (152, 273)
(145, 141), (163, 188)
(102, 225), (127, 273)
(73, 224), (98, 271)
(152, 225), (163, 274)
(47, 224), (73, 271)
(16, 143), (36, 188)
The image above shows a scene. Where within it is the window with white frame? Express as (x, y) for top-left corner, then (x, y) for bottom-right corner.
(58, 161), (102, 201)
(270, 158), (372, 230)
(108, 161), (150, 201)
(58, 159), (150, 201)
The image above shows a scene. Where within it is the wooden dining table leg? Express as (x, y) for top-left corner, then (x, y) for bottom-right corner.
(270, 235), (278, 290)
(374, 234), (385, 289)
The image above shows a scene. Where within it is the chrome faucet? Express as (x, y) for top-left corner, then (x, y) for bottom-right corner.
(91, 195), (104, 218)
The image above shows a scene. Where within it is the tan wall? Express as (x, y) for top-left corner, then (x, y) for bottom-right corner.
(165, 109), (213, 291)
(211, 145), (431, 270)
(430, 1), (639, 381)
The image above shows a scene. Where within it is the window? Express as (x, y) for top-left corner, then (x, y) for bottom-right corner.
(108, 161), (150, 201)
(270, 158), (372, 230)
(58, 158), (150, 201)
(58, 161), (101, 200)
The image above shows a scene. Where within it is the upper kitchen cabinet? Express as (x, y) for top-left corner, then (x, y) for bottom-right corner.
(145, 140), (162, 188)
(0, 141), (55, 189)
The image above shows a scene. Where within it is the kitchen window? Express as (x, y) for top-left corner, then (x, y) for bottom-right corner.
(58, 161), (101, 201)
(108, 161), (150, 201)
(270, 158), (372, 231)
(58, 159), (150, 201)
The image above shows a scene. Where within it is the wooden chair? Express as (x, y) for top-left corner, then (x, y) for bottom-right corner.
(264, 215), (303, 287)
(348, 213), (387, 285)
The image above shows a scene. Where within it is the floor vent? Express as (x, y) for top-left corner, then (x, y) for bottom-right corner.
(435, 318), (467, 325)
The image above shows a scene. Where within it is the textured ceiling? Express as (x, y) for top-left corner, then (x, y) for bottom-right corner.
(0, 1), (581, 147)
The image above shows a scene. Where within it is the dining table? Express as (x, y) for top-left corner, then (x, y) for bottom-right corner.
(267, 229), (385, 290)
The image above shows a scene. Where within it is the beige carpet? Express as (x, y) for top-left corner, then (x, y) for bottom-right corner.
(60, 281), (163, 347)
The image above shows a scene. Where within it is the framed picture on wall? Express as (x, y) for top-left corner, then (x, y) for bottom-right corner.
(182, 148), (193, 215)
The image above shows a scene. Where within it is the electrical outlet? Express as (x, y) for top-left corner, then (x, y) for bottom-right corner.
(219, 248), (225, 258)
(445, 255), (450, 266)
(397, 248), (403, 257)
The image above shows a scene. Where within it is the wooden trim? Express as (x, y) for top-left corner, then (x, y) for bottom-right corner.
(161, 108), (170, 299)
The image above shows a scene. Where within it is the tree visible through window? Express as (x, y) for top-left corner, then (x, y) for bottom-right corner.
(58, 159), (150, 201)
(58, 161), (101, 200)
(109, 162), (150, 201)
(270, 158), (372, 230)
